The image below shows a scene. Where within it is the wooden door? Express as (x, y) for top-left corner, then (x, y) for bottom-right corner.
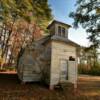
(60, 60), (68, 82)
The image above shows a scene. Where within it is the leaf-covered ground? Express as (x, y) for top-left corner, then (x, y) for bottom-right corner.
(0, 72), (100, 100)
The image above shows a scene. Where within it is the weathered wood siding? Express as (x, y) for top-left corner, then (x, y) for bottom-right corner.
(50, 41), (77, 86)
(17, 52), (42, 82)
(68, 61), (77, 84)
(17, 37), (78, 86)
(17, 42), (51, 83)
(55, 23), (69, 38)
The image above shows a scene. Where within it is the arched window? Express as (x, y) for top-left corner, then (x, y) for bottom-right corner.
(58, 26), (66, 37)
(58, 26), (61, 36)
(62, 27), (65, 37)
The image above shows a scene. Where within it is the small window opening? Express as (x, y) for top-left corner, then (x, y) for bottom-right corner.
(69, 56), (75, 61)
(62, 27), (65, 37)
(58, 26), (61, 36)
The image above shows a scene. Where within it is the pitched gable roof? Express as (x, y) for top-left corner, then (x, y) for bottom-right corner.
(47, 20), (71, 29)
(37, 35), (80, 47)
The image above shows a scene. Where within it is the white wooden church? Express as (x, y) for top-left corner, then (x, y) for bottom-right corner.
(17, 20), (80, 89)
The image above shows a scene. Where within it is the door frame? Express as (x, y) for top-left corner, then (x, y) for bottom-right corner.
(59, 59), (68, 82)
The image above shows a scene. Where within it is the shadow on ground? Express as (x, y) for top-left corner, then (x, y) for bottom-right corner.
(0, 72), (100, 100)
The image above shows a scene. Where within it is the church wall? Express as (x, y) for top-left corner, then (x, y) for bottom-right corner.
(50, 41), (77, 86)
(17, 41), (52, 83)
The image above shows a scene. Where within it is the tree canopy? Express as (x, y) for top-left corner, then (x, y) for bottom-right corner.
(0, 0), (52, 28)
(69, 0), (100, 48)
(0, 0), (52, 67)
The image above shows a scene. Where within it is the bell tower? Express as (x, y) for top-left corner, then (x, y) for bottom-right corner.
(47, 20), (71, 39)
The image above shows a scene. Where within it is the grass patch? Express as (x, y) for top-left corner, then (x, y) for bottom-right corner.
(0, 66), (15, 71)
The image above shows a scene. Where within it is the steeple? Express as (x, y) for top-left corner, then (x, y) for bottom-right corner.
(47, 20), (71, 39)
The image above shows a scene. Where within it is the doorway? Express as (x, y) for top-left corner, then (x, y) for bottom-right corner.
(60, 59), (68, 82)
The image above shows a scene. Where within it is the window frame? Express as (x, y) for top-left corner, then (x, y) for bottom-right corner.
(62, 27), (66, 37)
(58, 25), (66, 37)
(58, 26), (62, 36)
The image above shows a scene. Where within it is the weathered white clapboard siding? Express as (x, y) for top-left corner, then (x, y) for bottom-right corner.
(17, 53), (41, 82)
(17, 64), (41, 82)
(22, 75), (41, 82)
(50, 41), (77, 86)
(17, 41), (52, 83)
(42, 42), (51, 84)
(68, 61), (77, 84)
(17, 20), (79, 89)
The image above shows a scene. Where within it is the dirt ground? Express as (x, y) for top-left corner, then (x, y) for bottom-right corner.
(0, 72), (100, 100)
